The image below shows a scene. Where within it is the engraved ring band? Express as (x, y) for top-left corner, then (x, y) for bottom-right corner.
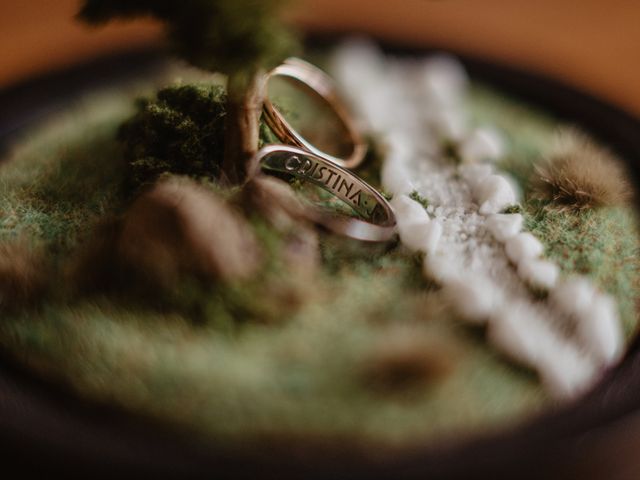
(254, 145), (397, 242)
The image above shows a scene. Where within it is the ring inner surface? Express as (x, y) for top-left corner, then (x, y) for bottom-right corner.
(266, 75), (355, 160)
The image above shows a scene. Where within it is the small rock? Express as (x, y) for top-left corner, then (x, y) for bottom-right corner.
(578, 293), (623, 365)
(504, 232), (544, 264)
(549, 277), (597, 317)
(397, 219), (431, 253)
(458, 163), (494, 193)
(361, 326), (454, 393)
(381, 161), (414, 195)
(421, 54), (469, 107)
(390, 194), (430, 223)
(281, 226), (320, 278)
(477, 174), (517, 215)
(486, 213), (523, 242)
(423, 253), (461, 284)
(443, 274), (503, 324)
(518, 258), (560, 290)
(424, 220), (443, 255)
(118, 176), (262, 287)
(430, 109), (467, 141)
(460, 127), (505, 163)
(488, 302), (546, 367)
(537, 341), (598, 400)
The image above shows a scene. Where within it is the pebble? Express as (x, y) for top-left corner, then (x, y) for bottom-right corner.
(577, 294), (623, 365)
(550, 277), (597, 317)
(488, 302), (546, 367)
(505, 233), (544, 264)
(537, 341), (598, 400)
(459, 127), (505, 163)
(518, 258), (560, 290)
(381, 161), (414, 195)
(430, 109), (467, 141)
(458, 163), (494, 195)
(390, 194), (430, 223)
(397, 219), (432, 253)
(486, 213), (523, 242)
(423, 253), (461, 284)
(424, 220), (443, 255)
(476, 175), (517, 215)
(443, 274), (503, 324)
(421, 54), (469, 107)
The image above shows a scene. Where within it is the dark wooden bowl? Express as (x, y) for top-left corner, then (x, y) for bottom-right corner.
(1, 43), (639, 479)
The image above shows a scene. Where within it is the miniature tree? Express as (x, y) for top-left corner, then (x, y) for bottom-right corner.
(78, 0), (297, 185)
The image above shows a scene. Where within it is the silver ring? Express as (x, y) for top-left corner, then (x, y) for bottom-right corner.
(263, 58), (368, 170)
(254, 145), (396, 242)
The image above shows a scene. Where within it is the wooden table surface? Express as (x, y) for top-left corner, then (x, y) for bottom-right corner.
(1, 1), (639, 116)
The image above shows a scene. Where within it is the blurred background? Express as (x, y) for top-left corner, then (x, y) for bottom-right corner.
(1, 0), (639, 115)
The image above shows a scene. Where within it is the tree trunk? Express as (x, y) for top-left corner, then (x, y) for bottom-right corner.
(222, 69), (266, 185)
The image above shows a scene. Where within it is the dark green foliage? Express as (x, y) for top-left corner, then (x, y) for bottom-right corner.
(78, 0), (298, 74)
(119, 83), (280, 188)
(119, 84), (228, 187)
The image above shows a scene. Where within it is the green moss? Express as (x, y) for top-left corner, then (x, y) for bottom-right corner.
(120, 84), (228, 187)
(0, 98), (129, 255)
(469, 84), (640, 339)
(0, 72), (637, 449)
(409, 190), (430, 210)
(525, 205), (640, 337)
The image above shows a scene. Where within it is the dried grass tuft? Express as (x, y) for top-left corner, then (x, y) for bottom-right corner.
(531, 128), (632, 211)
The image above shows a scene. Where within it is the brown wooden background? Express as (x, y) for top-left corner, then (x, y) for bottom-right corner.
(1, 1), (639, 115)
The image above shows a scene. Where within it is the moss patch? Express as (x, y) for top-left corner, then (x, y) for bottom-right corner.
(469, 83), (640, 338)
